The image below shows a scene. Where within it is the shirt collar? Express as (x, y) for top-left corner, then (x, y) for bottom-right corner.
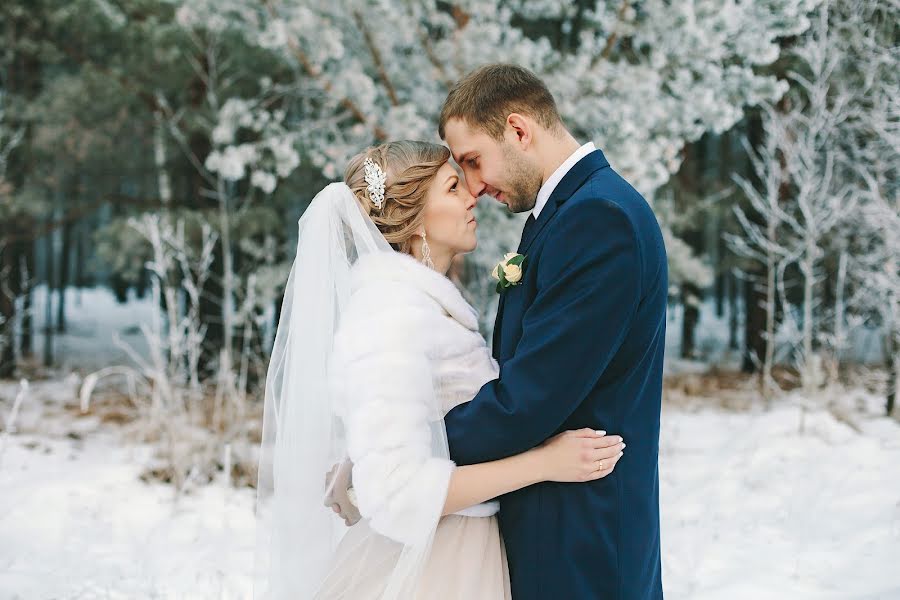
(532, 142), (596, 219)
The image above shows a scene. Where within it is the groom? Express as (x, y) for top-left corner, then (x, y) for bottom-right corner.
(440, 64), (667, 599)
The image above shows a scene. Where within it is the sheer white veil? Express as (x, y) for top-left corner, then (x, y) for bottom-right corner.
(253, 182), (440, 599)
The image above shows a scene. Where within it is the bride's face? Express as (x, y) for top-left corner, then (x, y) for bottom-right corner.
(421, 161), (479, 258)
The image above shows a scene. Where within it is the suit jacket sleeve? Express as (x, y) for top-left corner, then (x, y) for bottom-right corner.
(445, 197), (642, 465)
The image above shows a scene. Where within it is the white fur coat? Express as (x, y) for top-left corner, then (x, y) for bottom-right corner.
(329, 251), (499, 546)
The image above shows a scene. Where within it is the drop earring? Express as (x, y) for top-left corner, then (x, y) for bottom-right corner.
(420, 230), (435, 270)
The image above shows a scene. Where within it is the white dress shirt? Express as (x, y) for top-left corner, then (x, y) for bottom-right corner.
(532, 142), (596, 219)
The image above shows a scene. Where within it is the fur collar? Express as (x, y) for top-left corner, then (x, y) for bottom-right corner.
(351, 251), (479, 332)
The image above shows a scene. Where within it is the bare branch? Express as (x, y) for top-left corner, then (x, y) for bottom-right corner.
(261, 0), (389, 141)
(352, 11), (399, 106)
(593, 1), (631, 67)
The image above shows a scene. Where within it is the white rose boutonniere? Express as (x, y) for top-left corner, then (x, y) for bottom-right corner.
(491, 252), (527, 294)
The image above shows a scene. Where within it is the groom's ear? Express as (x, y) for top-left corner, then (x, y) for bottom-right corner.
(506, 113), (533, 149)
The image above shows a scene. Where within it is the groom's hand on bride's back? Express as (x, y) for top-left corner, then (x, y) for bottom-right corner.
(324, 459), (362, 526)
(534, 428), (625, 483)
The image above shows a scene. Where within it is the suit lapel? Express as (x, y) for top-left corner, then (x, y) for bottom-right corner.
(491, 306), (503, 358)
(492, 149), (611, 358)
(518, 149), (610, 255)
(493, 216), (532, 356)
(517, 200), (558, 255)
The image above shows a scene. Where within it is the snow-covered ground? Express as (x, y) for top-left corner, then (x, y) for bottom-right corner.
(2, 378), (898, 599)
(0, 378), (255, 599)
(659, 391), (900, 599)
(1, 286), (897, 598)
(24, 285), (156, 373)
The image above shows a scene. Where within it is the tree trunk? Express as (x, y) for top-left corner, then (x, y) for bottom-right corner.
(887, 329), (898, 417)
(743, 276), (767, 373)
(56, 215), (72, 333)
(831, 248), (848, 383)
(800, 241), (816, 393)
(762, 205), (777, 397)
(7, 240), (26, 367)
(20, 241), (33, 356)
(0, 240), (15, 377)
(73, 219), (85, 288)
(680, 283), (700, 359)
(714, 243), (725, 318)
(741, 111), (769, 374)
(42, 226), (55, 368)
(728, 272), (740, 351)
(3, 8), (45, 369)
(218, 179), (235, 388)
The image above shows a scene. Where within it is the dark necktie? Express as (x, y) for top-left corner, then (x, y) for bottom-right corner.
(522, 214), (536, 239)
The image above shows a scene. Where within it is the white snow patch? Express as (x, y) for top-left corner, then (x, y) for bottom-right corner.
(0, 379), (254, 599)
(1, 379), (898, 598)
(26, 285), (155, 373)
(660, 398), (900, 599)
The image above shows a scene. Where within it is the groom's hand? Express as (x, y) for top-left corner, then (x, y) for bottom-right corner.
(324, 459), (362, 526)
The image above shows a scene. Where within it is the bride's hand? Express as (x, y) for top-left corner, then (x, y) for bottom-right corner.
(534, 428), (625, 483)
(324, 459), (362, 526)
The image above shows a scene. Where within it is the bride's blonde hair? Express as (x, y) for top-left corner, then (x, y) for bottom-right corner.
(344, 140), (450, 254)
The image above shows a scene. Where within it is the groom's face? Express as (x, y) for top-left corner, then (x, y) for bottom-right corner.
(444, 118), (542, 214)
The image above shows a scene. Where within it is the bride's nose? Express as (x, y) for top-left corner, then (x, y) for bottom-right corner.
(463, 187), (477, 211)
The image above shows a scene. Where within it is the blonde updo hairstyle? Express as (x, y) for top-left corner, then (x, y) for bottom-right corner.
(344, 141), (451, 255)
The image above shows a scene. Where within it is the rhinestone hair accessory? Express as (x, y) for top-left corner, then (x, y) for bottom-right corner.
(363, 157), (387, 210)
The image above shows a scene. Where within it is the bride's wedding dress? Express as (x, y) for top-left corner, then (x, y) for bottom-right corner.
(317, 250), (512, 599)
(255, 183), (509, 599)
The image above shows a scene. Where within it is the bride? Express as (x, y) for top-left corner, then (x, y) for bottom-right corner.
(254, 141), (626, 599)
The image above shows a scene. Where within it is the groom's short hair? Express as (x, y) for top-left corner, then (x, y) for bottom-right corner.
(439, 64), (563, 141)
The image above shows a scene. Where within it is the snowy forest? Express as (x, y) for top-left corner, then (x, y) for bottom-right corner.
(0, 1), (897, 598)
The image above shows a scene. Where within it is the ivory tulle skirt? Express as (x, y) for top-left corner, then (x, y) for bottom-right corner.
(315, 514), (512, 599)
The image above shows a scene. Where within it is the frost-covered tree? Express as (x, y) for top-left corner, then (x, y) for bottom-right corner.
(855, 167), (900, 414)
(172, 0), (821, 329)
(827, 0), (900, 414)
(789, 0), (899, 410)
(17, 0), (302, 383)
(727, 106), (787, 396)
(777, 10), (857, 393)
(727, 0), (898, 403)
(0, 93), (25, 375)
(0, 95), (22, 179)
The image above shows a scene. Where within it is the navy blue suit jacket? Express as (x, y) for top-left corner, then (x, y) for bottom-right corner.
(444, 149), (667, 600)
